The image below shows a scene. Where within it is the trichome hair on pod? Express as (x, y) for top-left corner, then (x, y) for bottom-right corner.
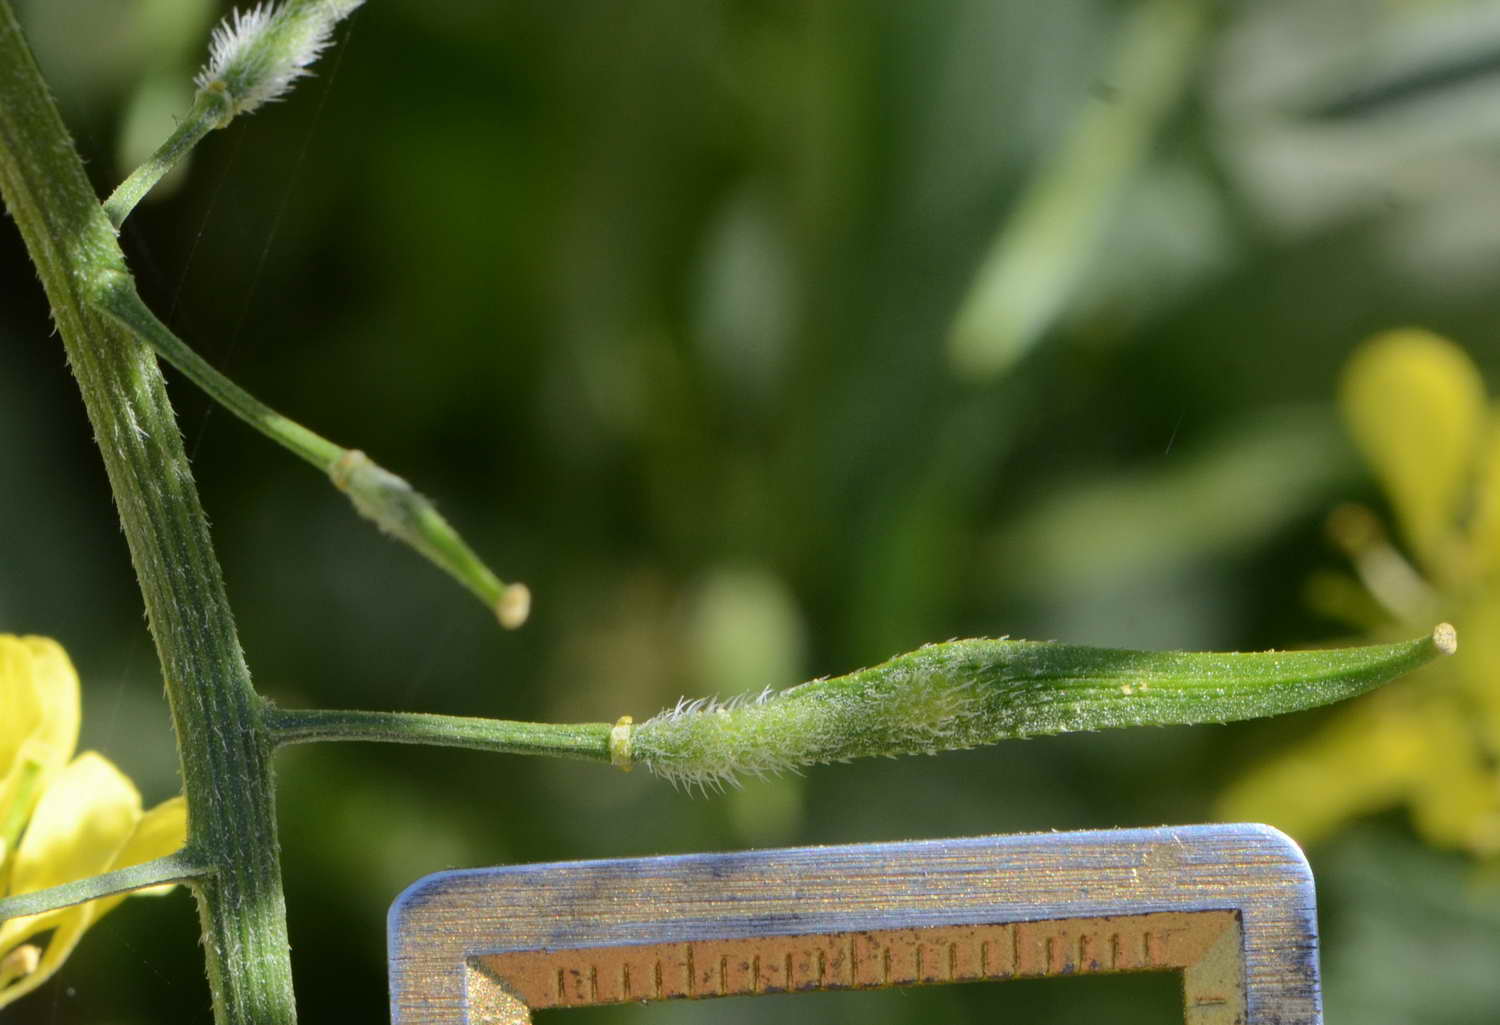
(628, 627), (1455, 793)
(197, 0), (364, 117)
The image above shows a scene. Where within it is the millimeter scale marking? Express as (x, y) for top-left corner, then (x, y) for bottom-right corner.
(475, 909), (1241, 1013)
(388, 823), (1322, 1024)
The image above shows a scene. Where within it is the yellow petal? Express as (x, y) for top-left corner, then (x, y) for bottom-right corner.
(19, 638), (81, 764)
(1469, 414), (1500, 571)
(1340, 329), (1486, 567)
(0, 637), (43, 778)
(9, 752), (140, 898)
(0, 778), (186, 1008)
(95, 795), (189, 913)
(1217, 692), (1429, 846)
(1405, 705), (1500, 854)
(0, 637), (81, 769)
(0, 638), (80, 840)
(0, 753), (141, 961)
(1451, 597), (1500, 759)
(0, 795), (188, 967)
(112, 795), (187, 874)
(0, 905), (95, 1009)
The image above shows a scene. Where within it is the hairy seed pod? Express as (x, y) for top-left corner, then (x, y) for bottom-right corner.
(197, 1), (365, 118)
(628, 625), (1456, 792)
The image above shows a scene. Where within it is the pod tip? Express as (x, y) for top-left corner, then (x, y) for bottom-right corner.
(1432, 622), (1458, 656)
(497, 583), (532, 629)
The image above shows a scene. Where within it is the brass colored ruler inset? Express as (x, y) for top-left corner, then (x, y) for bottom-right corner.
(469, 910), (1243, 1024)
(389, 824), (1322, 1024)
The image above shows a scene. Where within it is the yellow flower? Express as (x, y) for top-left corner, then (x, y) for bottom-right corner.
(0, 635), (187, 1008)
(1220, 329), (1500, 857)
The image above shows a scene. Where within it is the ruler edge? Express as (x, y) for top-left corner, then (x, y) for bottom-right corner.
(388, 822), (1320, 1024)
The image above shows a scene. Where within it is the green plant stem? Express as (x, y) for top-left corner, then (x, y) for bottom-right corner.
(0, 852), (212, 925)
(265, 707), (614, 762)
(93, 279), (530, 627)
(0, 7), (296, 1023)
(103, 90), (227, 229)
(94, 280), (342, 467)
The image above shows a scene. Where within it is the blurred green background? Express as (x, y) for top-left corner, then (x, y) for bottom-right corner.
(6, 0), (1500, 1022)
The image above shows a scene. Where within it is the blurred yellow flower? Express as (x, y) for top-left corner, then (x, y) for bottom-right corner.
(0, 635), (187, 1008)
(1220, 329), (1500, 857)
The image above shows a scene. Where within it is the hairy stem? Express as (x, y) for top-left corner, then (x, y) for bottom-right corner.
(94, 279), (530, 627)
(0, 7), (295, 1023)
(102, 90), (227, 228)
(265, 707), (614, 762)
(94, 279), (343, 467)
(0, 853), (212, 924)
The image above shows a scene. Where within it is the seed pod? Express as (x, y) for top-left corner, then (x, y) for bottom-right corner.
(197, 0), (366, 119)
(628, 625), (1456, 792)
(330, 450), (529, 628)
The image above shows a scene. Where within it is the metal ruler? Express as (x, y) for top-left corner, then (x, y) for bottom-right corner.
(388, 823), (1321, 1024)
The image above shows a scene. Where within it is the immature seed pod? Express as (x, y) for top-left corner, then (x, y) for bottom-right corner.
(329, 450), (529, 628)
(197, 1), (365, 119)
(627, 625), (1456, 792)
(104, 1), (366, 228)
